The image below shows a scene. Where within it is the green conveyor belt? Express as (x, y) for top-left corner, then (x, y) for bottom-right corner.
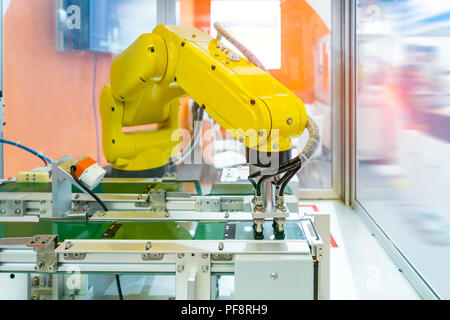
(0, 179), (296, 241)
(0, 181), (201, 195)
(0, 221), (305, 241)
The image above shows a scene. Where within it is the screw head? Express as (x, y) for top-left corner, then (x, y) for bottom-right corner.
(201, 253), (209, 259)
(287, 118), (293, 125)
(177, 253), (185, 259)
(271, 272), (278, 280)
(177, 265), (185, 273)
(201, 265), (209, 273)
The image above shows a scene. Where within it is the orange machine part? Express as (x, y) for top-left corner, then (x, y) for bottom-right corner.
(73, 157), (96, 178)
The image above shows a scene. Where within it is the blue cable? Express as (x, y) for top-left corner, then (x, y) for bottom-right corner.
(0, 138), (52, 165)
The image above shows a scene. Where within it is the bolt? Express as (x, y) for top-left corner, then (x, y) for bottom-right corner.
(142, 253), (149, 259)
(74, 194), (80, 200)
(287, 118), (293, 125)
(201, 265), (209, 273)
(218, 242), (224, 251)
(271, 272), (278, 280)
(0, 209), (5, 214)
(15, 209), (21, 215)
(224, 212), (230, 219)
(36, 261), (45, 271)
(177, 265), (185, 273)
(201, 253), (209, 259)
(177, 253), (185, 259)
(224, 254), (231, 259)
(145, 242), (152, 250)
(65, 241), (73, 250)
(32, 276), (39, 286)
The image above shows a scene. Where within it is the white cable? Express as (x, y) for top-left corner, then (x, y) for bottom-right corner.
(214, 22), (268, 72)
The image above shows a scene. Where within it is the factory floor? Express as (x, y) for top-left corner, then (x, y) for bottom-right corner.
(301, 200), (420, 299)
(95, 200), (420, 300)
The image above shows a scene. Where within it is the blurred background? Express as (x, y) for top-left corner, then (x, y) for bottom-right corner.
(356, 0), (450, 297)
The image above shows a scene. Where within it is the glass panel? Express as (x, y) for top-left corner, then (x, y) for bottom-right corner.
(356, 0), (450, 298)
(193, 0), (334, 188)
(3, 0), (333, 190)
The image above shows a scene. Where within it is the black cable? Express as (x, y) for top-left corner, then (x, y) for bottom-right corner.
(248, 177), (257, 190)
(115, 274), (123, 300)
(277, 164), (302, 197)
(248, 158), (301, 179)
(70, 166), (124, 299)
(70, 166), (108, 213)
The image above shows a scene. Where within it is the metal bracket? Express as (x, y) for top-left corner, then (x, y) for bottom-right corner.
(211, 253), (233, 262)
(148, 189), (167, 212)
(195, 197), (221, 212)
(0, 199), (25, 216)
(26, 235), (58, 273)
(63, 252), (86, 261)
(220, 198), (244, 212)
(142, 252), (164, 261)
(250, 201), (290, 219)
(176, 252), (211, 300)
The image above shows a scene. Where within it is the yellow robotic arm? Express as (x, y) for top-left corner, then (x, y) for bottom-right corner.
(100, 25), (308, 173)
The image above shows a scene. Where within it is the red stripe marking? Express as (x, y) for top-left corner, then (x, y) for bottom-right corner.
(330, 233), (338, 248)
(299, 204), (319, 212)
